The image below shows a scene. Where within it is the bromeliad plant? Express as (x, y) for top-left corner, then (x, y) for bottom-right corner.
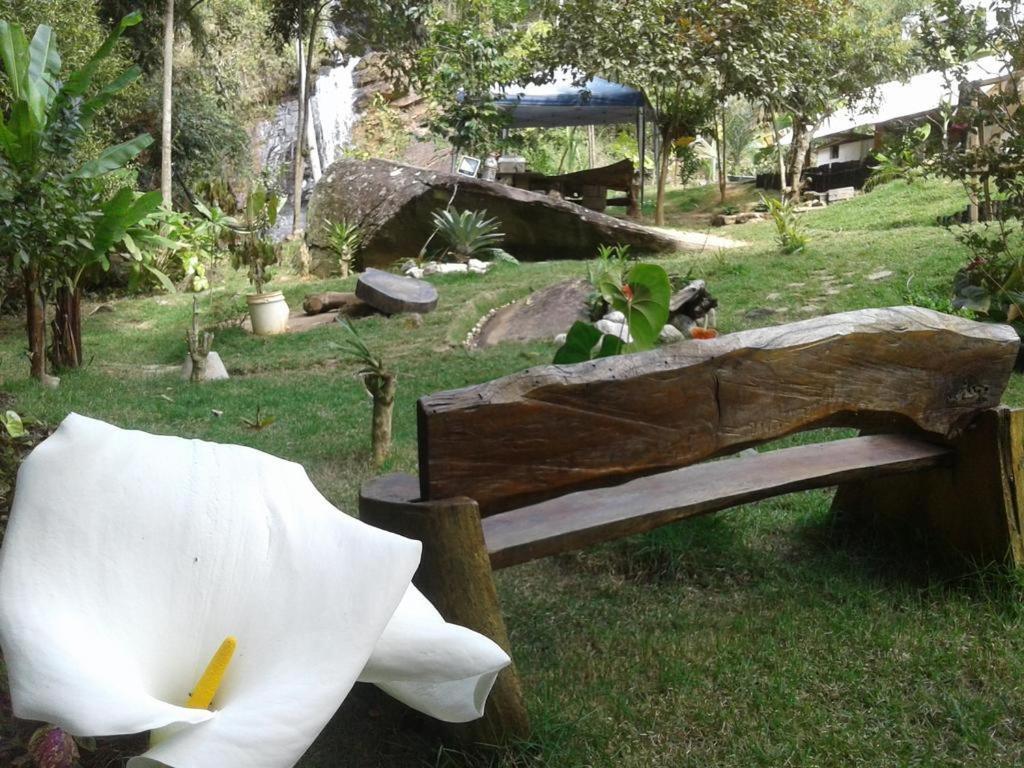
(430, 208), (517, 264)
(555, 262), (672, 364)
(0, 14), (157, 379)
(325, 219), (364, 278)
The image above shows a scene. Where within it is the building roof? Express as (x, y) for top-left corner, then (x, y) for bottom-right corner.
(812, 56), (1006, 142)
(493, 69), (651, 128)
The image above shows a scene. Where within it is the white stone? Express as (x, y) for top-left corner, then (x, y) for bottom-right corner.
(554, 333), (568, 344)
(604, 310), (626, 323)
(181, 351), (230, 381)
(659, 324), (685, 343)
(423, 262), (469, 276)
(467, 258), (491, 273)
(0, 415), (509, 768)
(595, 318), (633, 343)
(867, 269), (894, 281)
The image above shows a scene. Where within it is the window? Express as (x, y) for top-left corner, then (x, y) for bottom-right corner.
(830, 144), (840, 160)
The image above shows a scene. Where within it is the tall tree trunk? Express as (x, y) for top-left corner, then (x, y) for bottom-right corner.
(786, 118), (813, 201)
(717, 104), (727, 204)
(50, 284), (82, 370)
(160, 0), (174, 206)
(587, 124), (597, 168)
(291, 5), (321, 235)
(23, 266), (45, 380)
(768, 107), (787, 196)
(655, 127), (672, 226)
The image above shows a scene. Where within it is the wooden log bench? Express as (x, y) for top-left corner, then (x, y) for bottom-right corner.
(359, 306), (1022, 744)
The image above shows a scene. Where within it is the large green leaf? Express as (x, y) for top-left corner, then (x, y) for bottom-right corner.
(27, 24), (60, 87)
(61, 11), (141, 98)
(79, 66), (141, 127)
(0, 21), (29, 100)
(620, 263), (671, 350)
(553, 321), (603, 365)
(74, 133), (153, 178)
(92, 188), (162, 257)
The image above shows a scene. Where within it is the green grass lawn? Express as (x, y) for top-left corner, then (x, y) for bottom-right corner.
(5, 178), (1024, 767)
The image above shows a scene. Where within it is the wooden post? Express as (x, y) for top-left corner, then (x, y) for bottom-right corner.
(359, 473), (530, 744)
(832, 407), (1024, 566)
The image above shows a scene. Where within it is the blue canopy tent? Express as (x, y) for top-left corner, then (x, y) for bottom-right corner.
(491, 70), (658, 209)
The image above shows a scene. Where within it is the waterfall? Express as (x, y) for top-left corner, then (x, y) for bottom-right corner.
(255, 54), (361, 238)
(307, 57), (361, 181)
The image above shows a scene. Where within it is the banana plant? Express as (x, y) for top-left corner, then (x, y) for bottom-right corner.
(0, 13), (153, 378)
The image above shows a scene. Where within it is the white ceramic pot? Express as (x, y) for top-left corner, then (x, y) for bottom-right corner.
(247, 291), (289, 336)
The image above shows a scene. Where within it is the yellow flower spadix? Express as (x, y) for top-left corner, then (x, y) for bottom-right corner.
(186, 636), (237, 710)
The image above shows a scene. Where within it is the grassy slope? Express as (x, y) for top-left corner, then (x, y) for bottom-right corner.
(4, 178), (1024, 767)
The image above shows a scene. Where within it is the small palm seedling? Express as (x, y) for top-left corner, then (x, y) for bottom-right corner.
(241, 405), (276, 430)
(325, 219), (364, 278)
(761, 195), (808, 255)
(430, 209), (517, 264)
(335, 320), (396, 466)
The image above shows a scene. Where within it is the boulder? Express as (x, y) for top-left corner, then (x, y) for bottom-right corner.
(471, 279), (591, 349)
(306, 158), (680, 271)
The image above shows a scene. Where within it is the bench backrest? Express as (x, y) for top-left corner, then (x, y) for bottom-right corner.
(417, 307), (1019, 515)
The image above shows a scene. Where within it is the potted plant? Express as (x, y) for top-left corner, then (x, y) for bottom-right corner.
(231, 186), (289, 335)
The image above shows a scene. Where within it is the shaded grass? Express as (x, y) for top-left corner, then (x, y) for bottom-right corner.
(3, 176), (1023, 767)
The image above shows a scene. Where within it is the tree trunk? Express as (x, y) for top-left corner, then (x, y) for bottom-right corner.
(50, 284), (82, 370)
(654, 128), (672, 226)
(292, 6), (321, 235)
(367, 372), (397, 466)
(23, 266), (46, 380)
(717, 104), (727, 204)
(769, 107), (787, 196)
(786, 118), (813, 201)
(160, 0), (174, 206)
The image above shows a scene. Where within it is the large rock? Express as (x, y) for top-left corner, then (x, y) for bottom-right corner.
(471, 279), (591, 349)
(306, 158), (680, 272)
(356, 268), (439, 315)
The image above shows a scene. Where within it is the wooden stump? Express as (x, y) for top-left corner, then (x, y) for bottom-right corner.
(356, 268), (439, 315)
(359, 474), (530, 745)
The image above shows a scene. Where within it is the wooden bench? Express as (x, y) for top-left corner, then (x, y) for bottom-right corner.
(359, 306), (1022, 743)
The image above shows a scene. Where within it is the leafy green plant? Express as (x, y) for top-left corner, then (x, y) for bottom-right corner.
(761, 195), (808, 254)
(0, 13), (155, 377)
(325, 219), (364, 278)
(865, 123), (932, 192)
(228, 185), (282, 294)
(430, 208), (517, 264)
(555, 263), (672, 364)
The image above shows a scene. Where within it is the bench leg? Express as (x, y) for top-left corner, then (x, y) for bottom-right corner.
(359, 486), (530, 744)
(831, 407), (1024, 566)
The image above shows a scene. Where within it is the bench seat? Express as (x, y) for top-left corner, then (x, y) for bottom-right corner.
(483, 435), (952, 569)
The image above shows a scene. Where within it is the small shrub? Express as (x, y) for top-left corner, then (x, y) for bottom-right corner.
(762, 195), (808, 254)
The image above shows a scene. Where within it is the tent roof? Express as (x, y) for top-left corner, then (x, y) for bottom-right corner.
(493, 69), (651, 128)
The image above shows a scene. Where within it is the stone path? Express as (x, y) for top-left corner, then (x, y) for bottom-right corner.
(649, 226), (748, 251)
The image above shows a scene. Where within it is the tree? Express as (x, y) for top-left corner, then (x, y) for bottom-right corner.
(720, 0), (911, 199)
(269, 0), (333, 236)
(0, 14), (155, 378)
(540, 0), (719, 224)
(161, 0), (174, 205)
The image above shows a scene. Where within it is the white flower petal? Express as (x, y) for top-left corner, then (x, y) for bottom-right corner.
(0, 414), (423, 768)
(359, 586), (510, 722)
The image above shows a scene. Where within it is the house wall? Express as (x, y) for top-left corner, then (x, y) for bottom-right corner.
(812, 139), (873, 167)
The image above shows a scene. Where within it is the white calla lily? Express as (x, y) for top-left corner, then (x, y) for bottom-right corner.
(0, 414), (509, 768)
